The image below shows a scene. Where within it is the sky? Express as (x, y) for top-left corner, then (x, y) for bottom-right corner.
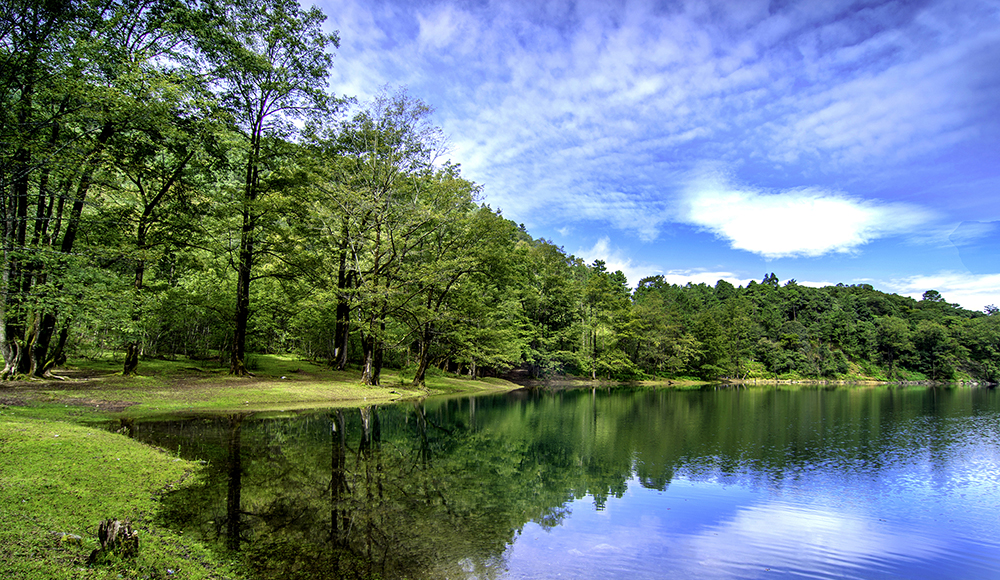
(316, 0), (1000, 311)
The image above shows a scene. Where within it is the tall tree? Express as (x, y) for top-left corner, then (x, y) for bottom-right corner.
(520, 239), (586, 378)
(198, 0), (338, 375)
(1, 0), (178, 377)
(332, 91), (445, 385)
(402, 199), (523, 386)
(1, 0), (87, 377)
(103, 87), (221, 375)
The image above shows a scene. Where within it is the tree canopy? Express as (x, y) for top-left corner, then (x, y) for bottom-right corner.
(2, 0), (996, 384)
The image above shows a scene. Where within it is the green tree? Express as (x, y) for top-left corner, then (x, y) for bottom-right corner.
(94, 4), (223, 375)
(330, 91), (447, 385)
(580, 261), (636, 379)
(403, 199), (523, 386)
(198, 0), (338, 375)
(876, 316), (911, 378)
(721, 295), (753, 379)
(957, 315), (1000, 382)
(520, 240), (585, 378)
(1, 0), (184, 377)
(911, 320), (960, 380)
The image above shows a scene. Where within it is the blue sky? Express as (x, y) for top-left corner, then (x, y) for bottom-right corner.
(318, 0), (1000, 311)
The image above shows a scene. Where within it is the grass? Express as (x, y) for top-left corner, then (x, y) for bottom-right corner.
(0, 354), (520, 579)
(0, 416), (242, 579)
(1, 354), (517, 421)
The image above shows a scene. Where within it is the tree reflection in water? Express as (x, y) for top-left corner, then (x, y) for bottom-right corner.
(154, 399), (562, 579)
(225, 413), (244, 552)
(142, 386), (1000, 580)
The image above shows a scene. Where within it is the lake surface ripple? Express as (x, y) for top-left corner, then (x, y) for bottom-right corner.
(130, 385), (1000, 580)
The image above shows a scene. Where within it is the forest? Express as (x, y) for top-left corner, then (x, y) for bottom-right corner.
(3, 0), (999, 386)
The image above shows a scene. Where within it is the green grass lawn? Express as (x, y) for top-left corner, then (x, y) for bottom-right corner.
(0, 416), (242, 579)
(2, 354), (517, 420)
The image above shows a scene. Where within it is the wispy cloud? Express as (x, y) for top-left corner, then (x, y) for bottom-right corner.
(679, 175), (934, 258)
(878, 271), (1000, 312)
(759, 2), (1000, 169)
(322, 0), (998, 242)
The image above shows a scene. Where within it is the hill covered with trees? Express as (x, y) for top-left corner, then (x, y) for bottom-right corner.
(3, 0), (997, 385)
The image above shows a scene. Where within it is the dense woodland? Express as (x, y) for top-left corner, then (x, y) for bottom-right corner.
(3, 0), (999, 385)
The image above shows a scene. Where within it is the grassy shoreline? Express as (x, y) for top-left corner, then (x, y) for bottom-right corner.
(1, 355), (518, 420)
(0, 415), (243, 579)
(0, 355), (520, 580)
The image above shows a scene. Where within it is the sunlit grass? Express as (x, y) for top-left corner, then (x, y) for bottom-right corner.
(2, 354), (517, 421)
(0, 417), (243, 579)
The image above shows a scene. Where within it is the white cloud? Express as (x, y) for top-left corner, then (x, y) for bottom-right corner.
(797, 278), (838, 289)
(680, 176), (934, 258)
(577, 237), (663, 287)
(320, 0), (998, 253)
(878, 271), (1000, 312)
(416, 4), (477, 52)
(661, 269), (756, 289)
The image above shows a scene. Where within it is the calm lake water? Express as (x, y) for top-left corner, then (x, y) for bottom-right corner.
(127, 385), (1000, 580)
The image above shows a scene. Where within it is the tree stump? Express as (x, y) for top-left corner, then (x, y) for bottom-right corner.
(88, 518), (139, 564)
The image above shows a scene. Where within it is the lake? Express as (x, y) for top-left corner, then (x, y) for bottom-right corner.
(125, 385), (1000, 580)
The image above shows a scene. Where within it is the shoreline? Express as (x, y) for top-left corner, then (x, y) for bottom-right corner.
(721, 378), (993, 387)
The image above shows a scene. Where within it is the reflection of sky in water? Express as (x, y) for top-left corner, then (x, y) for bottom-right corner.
(502, 418), (1000, 580)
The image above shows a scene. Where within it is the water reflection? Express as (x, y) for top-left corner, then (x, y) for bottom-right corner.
(126, 386), (1000, 579)
(225, 413), (244, 552)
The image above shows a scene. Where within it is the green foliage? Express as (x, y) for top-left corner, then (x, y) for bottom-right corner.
(626, 279), (990, 382)
(2, 0), (995, 387)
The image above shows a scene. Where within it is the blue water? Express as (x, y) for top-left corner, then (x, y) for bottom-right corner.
(501, 393), (1000, 579)
(138, 385), (1000, 580)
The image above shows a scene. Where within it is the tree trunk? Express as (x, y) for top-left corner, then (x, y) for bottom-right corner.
(411, 325), (431, 387)
(333, 222), (351, 370)
(123, 343), (139, 376)
(28, 311), (57, 376)
(230, 224), (252, 375)
(360, 338), (383, 385)
(21, 122), (114, 378)
(360, 333), (377, 385)
(230, 137), (259, 376)
(2, 143), (33, 378)
(49, 318), (70, 368)
(372, 336), (383, 385)
(123, 250), (145, 377)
